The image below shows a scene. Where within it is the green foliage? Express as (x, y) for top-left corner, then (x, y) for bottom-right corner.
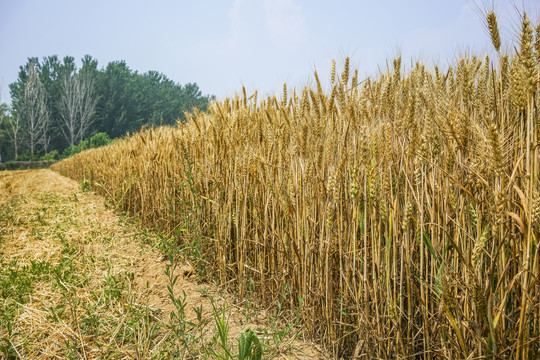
(15, 150), (41, 161)
(61, 133), (111, 159)
(210, 299), (233, 359)
(0, 103), (12, 162)
(0, 259), (53, 359)
(80, 179), (92, 193)
(63, 139), (88, 158)
(89, 132), (111, 148)
(0, 260), (51, 302)
(0, 314), (20, 360)
(5, 56), (213, 162)
(40, 150), (58, 161)
(238, 329), (263, 360)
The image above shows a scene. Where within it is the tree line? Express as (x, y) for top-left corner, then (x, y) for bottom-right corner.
(0, 55), (214, 162)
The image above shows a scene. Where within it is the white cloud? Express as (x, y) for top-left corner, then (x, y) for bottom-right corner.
(261, 0), (308, 48)
(221, 0), (307, 55)
(221, 0), (270, 56)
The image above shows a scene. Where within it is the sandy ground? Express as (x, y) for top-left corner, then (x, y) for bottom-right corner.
(0, 169), (326, 359)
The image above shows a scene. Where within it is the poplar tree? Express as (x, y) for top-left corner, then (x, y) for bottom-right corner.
(22, 61), (49, 156)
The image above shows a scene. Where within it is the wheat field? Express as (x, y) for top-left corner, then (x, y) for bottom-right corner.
(53, 11), (540, 359)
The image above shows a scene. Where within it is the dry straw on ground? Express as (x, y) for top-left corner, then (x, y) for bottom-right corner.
(54, 10), (540, 359)
(0, 170), (324, 359)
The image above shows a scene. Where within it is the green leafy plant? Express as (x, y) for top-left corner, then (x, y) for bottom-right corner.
(0, 320), (20, 360)
(209, 299), (233, 360)
(80, 178), (92, 192)
(90, 132), (111, 148)
(40, 149), (59, 161)
(238, 329), (263, 360)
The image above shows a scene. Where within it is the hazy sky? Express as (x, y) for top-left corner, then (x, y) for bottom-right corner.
(1, 0), (538, 103)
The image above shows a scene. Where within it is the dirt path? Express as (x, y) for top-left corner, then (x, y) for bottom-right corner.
(0, 169), (326, 359)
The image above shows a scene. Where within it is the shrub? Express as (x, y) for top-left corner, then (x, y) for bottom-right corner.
(90, 132), (111, 149)
(40, 150), (58, 161)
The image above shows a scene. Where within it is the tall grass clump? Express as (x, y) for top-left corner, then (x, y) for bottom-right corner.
(53, 10), (540, 359)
